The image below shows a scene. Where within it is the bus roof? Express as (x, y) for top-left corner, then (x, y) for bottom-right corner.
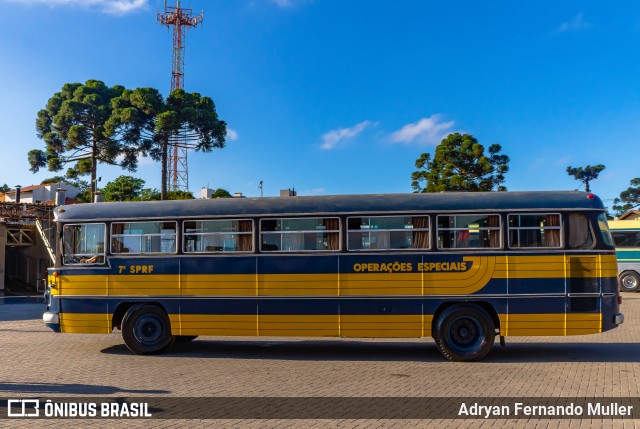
(54, 191), (605, 222)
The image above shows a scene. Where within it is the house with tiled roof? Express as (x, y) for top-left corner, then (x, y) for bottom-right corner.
(619, 210), (640, 220)
(3, 183), (81, 204)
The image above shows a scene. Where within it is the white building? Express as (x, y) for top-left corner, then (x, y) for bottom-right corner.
(3, 183), (81, 204)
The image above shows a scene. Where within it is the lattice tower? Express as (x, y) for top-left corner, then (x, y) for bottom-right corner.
(157, 0), (203, 192)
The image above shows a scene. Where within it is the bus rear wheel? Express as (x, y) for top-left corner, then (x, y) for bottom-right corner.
(122, 305), (174, 355)
(433, 304), (495, 361)
(620, 271), (640, 292)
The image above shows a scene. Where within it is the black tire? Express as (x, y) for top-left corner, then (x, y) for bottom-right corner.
(620, 271), (640, 292)
(174, 335), (198, 343)
(122, 304), (174, 355)
(433, 304), (495, 362)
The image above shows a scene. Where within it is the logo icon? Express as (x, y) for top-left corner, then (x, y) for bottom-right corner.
(7, 399), (40, 417)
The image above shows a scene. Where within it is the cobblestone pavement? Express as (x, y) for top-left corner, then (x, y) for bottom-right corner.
(0, 294), (639, 428)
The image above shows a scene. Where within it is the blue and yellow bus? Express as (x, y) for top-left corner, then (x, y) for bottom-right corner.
(609, 220), (640, 292)
(43, 191), (623, 361)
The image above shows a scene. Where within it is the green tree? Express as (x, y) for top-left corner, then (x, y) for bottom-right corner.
(107, 88), (227, 200)
(28, 80), (129, 201)
(410, 133), (509, 192)
(40, 176), (91, 203)
(613, 177), (640, 216)
(566, 165), (606, 193)
(137, 188), (161, 201)
(102, 175), (146, 202)
(166, 190), (195, 200)
(135, 188), (194, 201)
(211, 188), (232, 198)
(0, 184), (11, 193)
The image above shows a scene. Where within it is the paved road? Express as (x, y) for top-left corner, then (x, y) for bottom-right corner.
(1, 295), (639, 428)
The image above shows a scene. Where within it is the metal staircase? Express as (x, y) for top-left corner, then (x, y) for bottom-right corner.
(36, 218), (56, 263)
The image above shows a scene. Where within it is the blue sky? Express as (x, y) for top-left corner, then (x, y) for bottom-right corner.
(0, 1), (639, 208)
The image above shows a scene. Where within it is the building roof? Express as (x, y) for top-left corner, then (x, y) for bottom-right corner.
(619, 210), (640, 220)
(4, 182), (70, 194)
(54, 191), (606, 222)
(43, 197), (82, 206)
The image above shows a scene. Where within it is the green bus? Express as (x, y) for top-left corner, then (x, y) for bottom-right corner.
(609, 220), (640, 292)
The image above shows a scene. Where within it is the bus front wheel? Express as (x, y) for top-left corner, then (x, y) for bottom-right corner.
(433, 304), (495, 361)
(122, 305), (174, 355)
(620, 271), (640, 292)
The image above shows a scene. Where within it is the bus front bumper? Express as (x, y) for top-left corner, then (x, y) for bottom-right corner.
(43, 312), (60, 332)
(615, 313), (624, 325)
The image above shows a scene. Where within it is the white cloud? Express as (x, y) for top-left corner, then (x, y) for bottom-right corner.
(320, 120), (377, 150)
(2, 0), (148, 15)
(556, 12), (592, 33)
(226, 127), (239, 141)
(390, 114), (455, 146)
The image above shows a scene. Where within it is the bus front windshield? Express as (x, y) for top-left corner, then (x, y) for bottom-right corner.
(62, 223), (106, 265)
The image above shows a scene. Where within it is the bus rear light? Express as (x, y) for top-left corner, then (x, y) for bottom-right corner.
(587, 193), (595, 199)
(618, 296), (623, 305)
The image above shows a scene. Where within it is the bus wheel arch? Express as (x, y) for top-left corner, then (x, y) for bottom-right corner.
(432, 302), (497, 362)
(112, 301), (168, 330)
(112, 302), (136, 331)
(620, 271), (640, 292)
(121, 303), (174, 355)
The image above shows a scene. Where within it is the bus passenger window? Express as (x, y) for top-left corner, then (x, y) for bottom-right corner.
(183, 219), (253, 253)
(508, 213), (562, 249)
(260, 217), (340, 252)
(611, 230), (640, 247)
(111, 221), (177, 255)
(347, 216), (429, 251)
(437, 214), (501, 250)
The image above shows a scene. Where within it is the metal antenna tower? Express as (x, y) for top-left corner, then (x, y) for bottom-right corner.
(157, 0), (203, 192)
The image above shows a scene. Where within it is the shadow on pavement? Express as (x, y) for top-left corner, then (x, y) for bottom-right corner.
(0, 302), (45, 321)
(487, 342), (640, 363)
(103, 340), (442, 362)
(0, 382), (169, 395)
(101, 339), (640, 364)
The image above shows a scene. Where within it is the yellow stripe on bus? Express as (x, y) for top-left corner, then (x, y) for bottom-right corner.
(59, 313), (112, 334)
(184, 274), (257, 296)
(170, 314), (258, 336)
(54, 254), (618, 297)
(56, 310), (601, 337)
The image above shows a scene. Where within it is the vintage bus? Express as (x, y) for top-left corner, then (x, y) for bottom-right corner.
(43, 191), (623, 361)
(609, 219), (640, 292)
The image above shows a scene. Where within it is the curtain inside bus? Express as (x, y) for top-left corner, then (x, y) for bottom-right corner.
(411, 216), (430, 249)
(544, 215), (561, 247)
(323, 218), (340, 250)
(238, 220), (253, 251)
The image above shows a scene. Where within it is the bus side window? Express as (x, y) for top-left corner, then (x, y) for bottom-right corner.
(567, 213), (594, 249)
(260, 217), (340, 252)
(612, 230), (640, 247)
(507, 213), (561, 249)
